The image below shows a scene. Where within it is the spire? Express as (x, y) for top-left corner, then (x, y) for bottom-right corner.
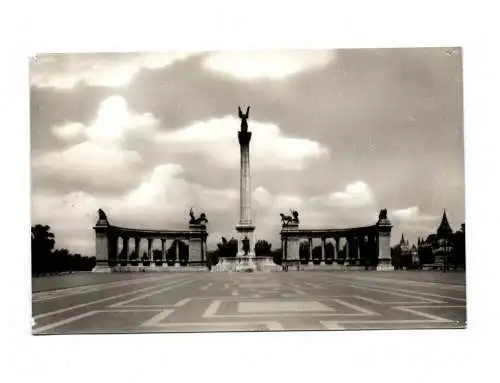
(437, 209), (453, 237)
(400, 233), (405, 244)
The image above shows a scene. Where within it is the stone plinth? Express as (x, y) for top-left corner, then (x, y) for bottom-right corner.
(188, 224), (206, 263)
(282, 223), (300, 262)
(376, 218), (394, 271)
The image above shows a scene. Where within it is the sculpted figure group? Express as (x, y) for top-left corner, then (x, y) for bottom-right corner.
(280, 210), (300, 226)
(189, 208), (209, 225)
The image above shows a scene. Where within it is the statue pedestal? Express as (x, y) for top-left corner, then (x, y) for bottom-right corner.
(281, 223), (300, 263)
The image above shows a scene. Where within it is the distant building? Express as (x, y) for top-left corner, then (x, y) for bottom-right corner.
(411, 244), (419, 266)
(432, 210), (454, 270)
(391, 233), (418, 269)
(418, 210), (457, 270)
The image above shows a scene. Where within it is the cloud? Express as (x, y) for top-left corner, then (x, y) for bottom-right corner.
(311, 181), (375, 208)
(391, 206), (438, 223)
(31, 52), (194, 88)
(32, 163), (238, 255)
(33, 96), (160, 189)
(52, 122), (86, 140)
(253, 186), (302, 210)
(202, 50), (336, 80)
(32, 141), (142, 188)
(156, 116), (328, 170)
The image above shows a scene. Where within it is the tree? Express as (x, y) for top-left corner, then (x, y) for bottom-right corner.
(324, 242), (334, 264)
(391, 246), (402, 269)
(31, 224), (55, 274)
(271, 249), (283, 265)
(216, 237), (238, 258)
(118, 248), (128, 266)
(254, 240), (272, 257)
(206, 250), (219, 268)
(178, 240), (189, 266)
(299, 241), (310, 264)
(129, 250), (139, 266)
(312, 245), (322, 265)
(153, 249), (163, 266)
(166, 242), (177, 265)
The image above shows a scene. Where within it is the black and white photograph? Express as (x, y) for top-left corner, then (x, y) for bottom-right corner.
(30, 48), (467, 335)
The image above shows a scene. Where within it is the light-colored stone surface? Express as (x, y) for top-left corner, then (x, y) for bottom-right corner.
(238, 301), (335, 313)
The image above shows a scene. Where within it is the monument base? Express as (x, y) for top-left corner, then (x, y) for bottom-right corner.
(376, 261), (395, 271)
(92, 264), (112, 273)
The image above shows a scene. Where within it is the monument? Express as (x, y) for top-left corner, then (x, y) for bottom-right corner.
(235, 106), (256, 260)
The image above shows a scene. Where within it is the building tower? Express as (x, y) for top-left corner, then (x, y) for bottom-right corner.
(235, 106), (255, 257)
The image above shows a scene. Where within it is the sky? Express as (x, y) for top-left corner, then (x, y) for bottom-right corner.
(30, 48), (465, 255)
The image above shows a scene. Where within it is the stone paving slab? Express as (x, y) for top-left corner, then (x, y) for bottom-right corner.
(32, 271), (467, 334)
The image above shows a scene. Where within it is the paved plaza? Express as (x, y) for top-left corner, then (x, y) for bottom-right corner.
(32, 271), (466, 334)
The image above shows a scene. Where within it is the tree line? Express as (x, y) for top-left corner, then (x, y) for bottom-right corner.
(31, 224), (96, 275)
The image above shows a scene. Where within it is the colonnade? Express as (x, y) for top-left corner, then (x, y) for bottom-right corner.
(281, 233), (379, 266)
(279, 211), (393, 270)
(93, 213), (208, 269)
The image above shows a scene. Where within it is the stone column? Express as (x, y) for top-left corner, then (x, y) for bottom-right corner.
(123, 237), (130, 263)
(321, 237), (326, 264)
(308, 237), (313, 264)
(235, 113), (256, 257)
(147, 238), (153, 262)
(345, 238), (350, 264)
(134, 237), (140, 262)
(377, 213), (394, 271)
(335, 238), (340, 263)
(176, 240), (180, 266)
(161, 239), (166, 263)
(357, 237), (361, 265)
(283, 238), (287, 261)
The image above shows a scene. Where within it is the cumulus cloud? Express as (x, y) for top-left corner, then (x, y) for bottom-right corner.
(33, 96), (159, 189)
(308, 181), (375, 208)
(32, 163), (238, 255)
(31, 52), (194, 88)
(202, 50), (336, 80)
(32, 141), (142, 187)
(156, 116), (328, 170)
(52, 122), (86, 140)
(392, 206), (438, 223)
(253, 186), (302, 210)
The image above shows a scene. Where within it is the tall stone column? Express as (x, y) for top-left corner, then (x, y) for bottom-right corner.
(376, 210), (394, 271)
(235, 106), (256, 257)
